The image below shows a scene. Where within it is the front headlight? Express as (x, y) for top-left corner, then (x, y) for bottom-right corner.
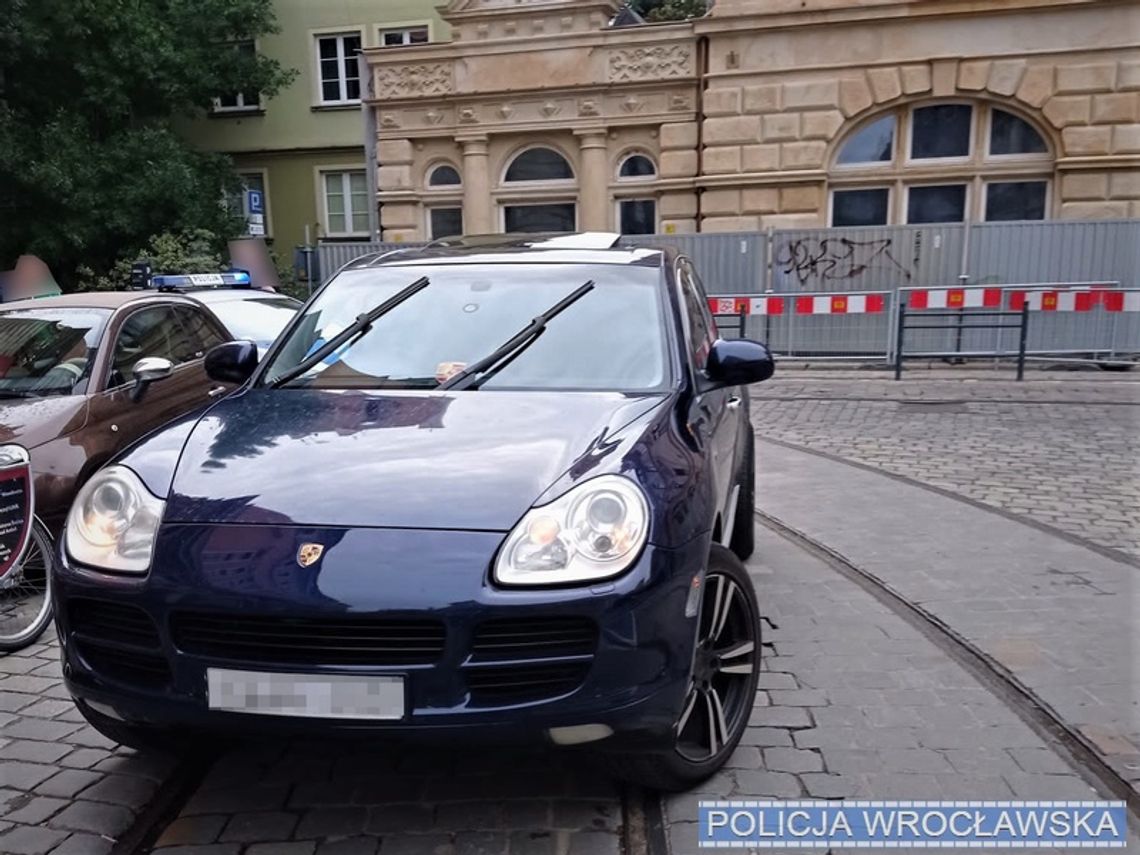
(494, 475), (649, 587)
(65, 465), (165, 574)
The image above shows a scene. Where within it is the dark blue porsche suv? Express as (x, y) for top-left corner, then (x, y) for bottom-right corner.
(53, 233), (774, 790)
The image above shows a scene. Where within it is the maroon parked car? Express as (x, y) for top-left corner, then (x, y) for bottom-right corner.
(0, 288), (298, 649)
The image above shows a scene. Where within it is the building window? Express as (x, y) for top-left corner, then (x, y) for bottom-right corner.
(214, 41), (260, 112)
(380, 26), (429, 47)
(430, 208), (464, 240)
(618, 154), (657, 180)
(322, 170), (369, 236)
(316, 33), (362, 104)
(619, 199), (657, 235)
(985, 181), (1048, 221)
(429, 165), (462, 187)
(829, 101), (1052, 226)
(504, 203), (576, 233)
(505, 148), (574, 183)
(832, 188), (890, 228)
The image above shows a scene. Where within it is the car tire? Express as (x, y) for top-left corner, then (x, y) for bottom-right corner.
(599, 546), (761, 792)
(728, 427), (755, 562)
(75, 701), (202, 755)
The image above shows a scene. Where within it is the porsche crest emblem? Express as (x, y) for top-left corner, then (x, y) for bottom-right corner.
(296, 543), (324, 568)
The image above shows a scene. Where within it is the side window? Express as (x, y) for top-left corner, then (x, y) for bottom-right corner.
(172, 306), (227, 364)
(107, 307), (182, 388)
(678, 262), (715, 370)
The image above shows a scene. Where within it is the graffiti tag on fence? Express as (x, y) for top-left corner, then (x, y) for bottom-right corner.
(776, 237), (913, 288)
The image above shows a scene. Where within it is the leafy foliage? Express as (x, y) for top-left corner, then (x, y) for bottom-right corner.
(0, 0), (295, 288)
(77, 230), (226, 291)
(629, 0), (709, 22)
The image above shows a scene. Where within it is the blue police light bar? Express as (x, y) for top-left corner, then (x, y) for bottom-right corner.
(150, 271), (252, 290)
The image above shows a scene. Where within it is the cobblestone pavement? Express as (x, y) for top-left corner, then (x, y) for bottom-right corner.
(751, 371), (1140, 559)
(664, 526), (1132, 855)
(148, 745), (623, 854)
(0, 635), (178, 855)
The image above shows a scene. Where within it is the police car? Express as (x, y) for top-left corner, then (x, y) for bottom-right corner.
(149, 271), (303, 353)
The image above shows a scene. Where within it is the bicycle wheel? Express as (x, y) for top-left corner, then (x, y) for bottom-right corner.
(0, 519), (54, 652)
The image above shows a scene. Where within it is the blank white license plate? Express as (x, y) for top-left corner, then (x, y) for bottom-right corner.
(207, 668), (405, 720)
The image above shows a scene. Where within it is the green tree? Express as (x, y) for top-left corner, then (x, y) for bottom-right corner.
(630, 0), (708, 22)
(0, 0), (295, 288)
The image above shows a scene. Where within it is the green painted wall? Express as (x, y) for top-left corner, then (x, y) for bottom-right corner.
(180, 0), (447, 250)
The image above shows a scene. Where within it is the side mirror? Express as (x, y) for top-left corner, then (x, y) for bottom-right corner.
(704, 338), (775, 389)
(205, 340), (259, 385)
(130, 357), (174, 402)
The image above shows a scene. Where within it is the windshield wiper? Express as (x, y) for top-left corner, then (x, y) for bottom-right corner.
(269, 276), (430, 388)
(438, 280), (595, 392)
(0, 390), (38, 399)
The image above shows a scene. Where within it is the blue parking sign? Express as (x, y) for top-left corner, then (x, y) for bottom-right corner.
(246, 189), (264, 215)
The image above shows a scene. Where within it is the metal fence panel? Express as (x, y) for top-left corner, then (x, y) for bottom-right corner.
(318, 242), (425, 284)
(769, 225), (963, 293)
(967, 219), (1140, 287)
(624, 233), (766, 294)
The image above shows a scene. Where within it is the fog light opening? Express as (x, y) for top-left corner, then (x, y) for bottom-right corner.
(86, 700), (126, 721)
(548, 723), (614, 746)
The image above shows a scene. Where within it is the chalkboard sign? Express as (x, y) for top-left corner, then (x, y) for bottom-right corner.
(0, 445), (33, 581)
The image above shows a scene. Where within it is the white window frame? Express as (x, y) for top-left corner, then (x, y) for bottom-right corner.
(616, 197), (659, 234)
(426, 206), (464, 241)
(905, 181), (971, 225)
(499, 201), (579, 233)
(212, 40), (261, 113)
(982, 178), (1051, 223)
(426, 162), (463, 189)
(905, 102), (976, 166)
(318, 168), (370, 238)
(828, 185), (892, 228)
(984, 107), (1053, 163)
(377, 23), (431, 48)
(616, 152), (658, 182)
(833, 114), (899, 171)
(501, 146), (577, 186)
(314, 32), (363, 106)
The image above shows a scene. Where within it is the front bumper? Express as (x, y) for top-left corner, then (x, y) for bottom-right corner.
(53, 524), (708, 748)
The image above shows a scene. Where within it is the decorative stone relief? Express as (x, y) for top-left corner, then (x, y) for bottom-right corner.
(376, 64), (452, 98)
(498, 104), (514, 119)
(579, 99), (600, 117)
(621, 95), (643, 113)
(380, 113), (401, 129)
(540, 101), (562, 118)
(459, 107), (479, 124)
(425, 109), (445, 125)
(609, 45), (692, 82)
(669, 94), (691, 112)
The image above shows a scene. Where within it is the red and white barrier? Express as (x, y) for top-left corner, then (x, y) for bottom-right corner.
(907, 288), (1003, 310)
(708, 293), (886, 316)
(1008, 289), (1140, 312)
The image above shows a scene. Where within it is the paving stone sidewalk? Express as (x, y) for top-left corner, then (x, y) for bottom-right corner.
(149, 743), (623, 854)
(752, 374), (1139, 558)
(664, 526), (1135, 855)
(0, 635), (178, 855)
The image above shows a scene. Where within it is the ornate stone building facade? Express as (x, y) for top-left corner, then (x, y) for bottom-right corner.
(363, 0), (1139, 241)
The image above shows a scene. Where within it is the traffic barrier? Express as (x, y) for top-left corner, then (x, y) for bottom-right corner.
(711, 290), (895, 361)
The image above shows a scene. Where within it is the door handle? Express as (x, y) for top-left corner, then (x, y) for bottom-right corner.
(207, 385), (228, 398)
(727, 396), (742, 409)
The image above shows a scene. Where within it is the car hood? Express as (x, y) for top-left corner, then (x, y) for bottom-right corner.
(164, 387), (670, 530)
(0, 396), (88, 452)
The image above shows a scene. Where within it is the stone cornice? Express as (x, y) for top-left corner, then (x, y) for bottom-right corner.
(698, 0), (1130, 34)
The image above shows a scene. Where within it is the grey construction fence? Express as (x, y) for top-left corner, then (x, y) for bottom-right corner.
(316, 219), (1138, 296)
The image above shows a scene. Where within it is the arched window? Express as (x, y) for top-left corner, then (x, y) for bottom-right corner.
(618, 154), (657, 180)
(424, 164), (463, 240)
(829, 102), (1052, 227)
(505, 147), (574, 183)
(428, 164), (461, 187)
(501, 147), (577, 233)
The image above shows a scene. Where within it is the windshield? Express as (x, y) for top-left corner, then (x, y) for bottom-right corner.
(262, 264), (670, 392)
(0, 308), (111, 397)
(205, 296), (300, 349)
